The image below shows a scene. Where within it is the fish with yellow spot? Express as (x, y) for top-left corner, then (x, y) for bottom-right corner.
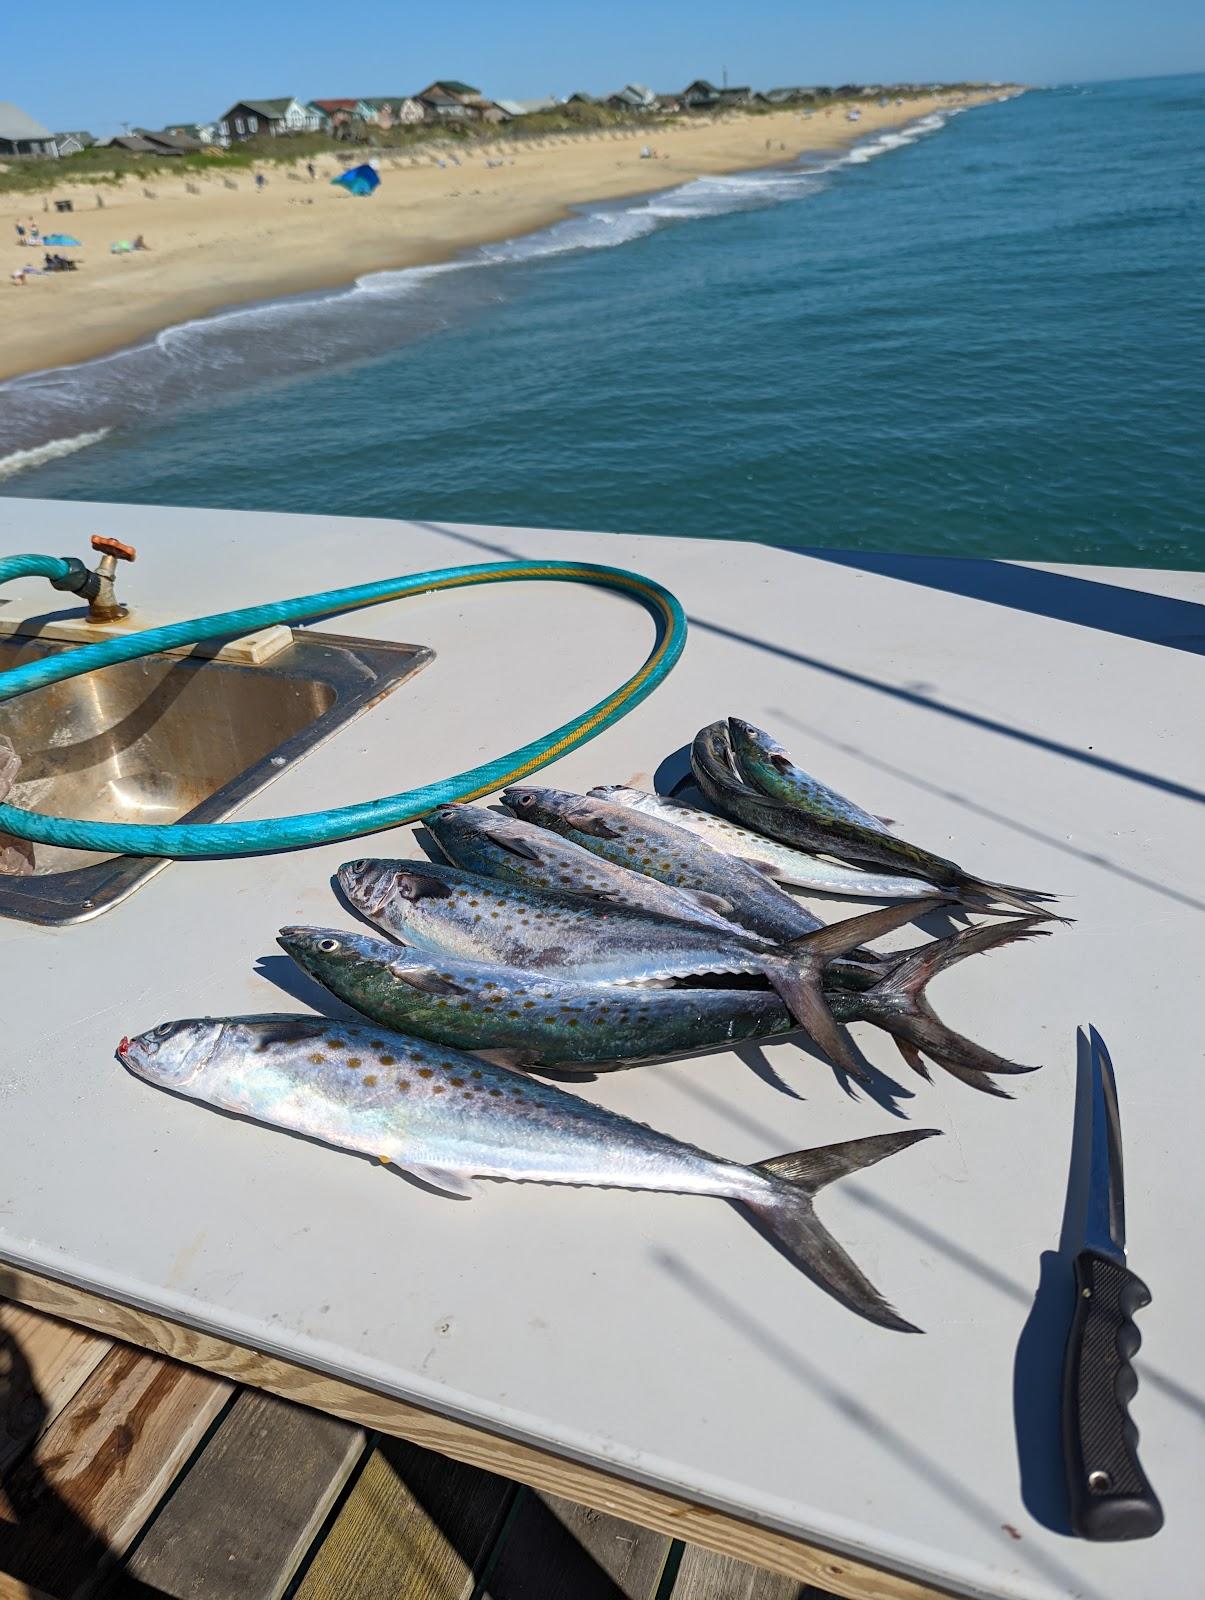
(117, 1014), (940, 1331)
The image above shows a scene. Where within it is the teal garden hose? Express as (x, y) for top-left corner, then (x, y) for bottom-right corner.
(0, 556), (687, 859)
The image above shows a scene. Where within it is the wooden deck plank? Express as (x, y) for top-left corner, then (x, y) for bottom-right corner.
(114, 1390), (365, 1600)
(672, 1543), (840, 1600)
(0, 1343), (232, 1598)
(483, 1488), (672, 1600)
(1, 1267), (959, 1600)
(1, 1307), (111, 1476)
(295, 1435), (515, 1600)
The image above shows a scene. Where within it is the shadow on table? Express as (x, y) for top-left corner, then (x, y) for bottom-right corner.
(800, 548), (1205, 658)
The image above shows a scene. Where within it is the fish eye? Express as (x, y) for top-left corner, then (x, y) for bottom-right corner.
(154, 1023), (174, 1038)
(517, 795), (535, 808)
(348, 859), (369, 873)
(318, 938), (340, 953)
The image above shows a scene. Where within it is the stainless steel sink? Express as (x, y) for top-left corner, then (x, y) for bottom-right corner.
(0, 630), (433, 924)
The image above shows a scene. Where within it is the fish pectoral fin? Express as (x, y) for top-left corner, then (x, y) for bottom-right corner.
(677, 886), (737, 917)
(388, 964), (471, 997)
(472, 1046), (540, 1070)
(399, 1163), (479, 1199)
(564, 810), (622, 839)
(479, 825), (545, 862)
(736, 855), (782, 880)
(876, 816), (897, 829)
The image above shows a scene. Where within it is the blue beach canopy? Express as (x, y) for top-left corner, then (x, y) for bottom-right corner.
(43, 233), (82, 246)
(331, 164), (381, 197)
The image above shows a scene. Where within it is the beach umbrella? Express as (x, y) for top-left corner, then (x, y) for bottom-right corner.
(331, 163), (381, 197)
(43, 233), (81, 247)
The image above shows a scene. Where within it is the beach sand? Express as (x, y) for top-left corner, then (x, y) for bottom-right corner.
(1, 93), (1012, 382)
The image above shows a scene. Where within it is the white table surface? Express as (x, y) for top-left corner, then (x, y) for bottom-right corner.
(1, 499), (1202, 1600)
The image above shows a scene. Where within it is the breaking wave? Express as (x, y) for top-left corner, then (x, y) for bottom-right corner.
(0, 428), (111, 482)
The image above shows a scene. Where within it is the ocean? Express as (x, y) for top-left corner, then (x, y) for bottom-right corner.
(2, 75), (1202, 569)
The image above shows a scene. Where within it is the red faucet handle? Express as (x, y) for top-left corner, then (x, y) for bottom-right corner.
(91, 535), (137, 563)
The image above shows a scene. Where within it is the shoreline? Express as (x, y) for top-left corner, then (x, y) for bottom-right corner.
(1, 93), (1017, 385)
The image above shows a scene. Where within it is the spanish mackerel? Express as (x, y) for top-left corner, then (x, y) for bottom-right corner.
(590, 785), (940, 899)
(697, 720), (1055, 914)
(280, 925), (793, 1067)
(425, 804), (763, 943)
(118, 1015), (940, 1330)
(337, 857), (943, 1075)
(501, 785), (833, 942)
(280, 918), (1047, 1092)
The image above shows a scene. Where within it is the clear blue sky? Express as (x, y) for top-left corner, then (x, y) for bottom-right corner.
(10, 0), (1204, 136)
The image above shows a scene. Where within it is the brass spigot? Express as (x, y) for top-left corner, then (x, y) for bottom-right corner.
(87, 536), (136, 622)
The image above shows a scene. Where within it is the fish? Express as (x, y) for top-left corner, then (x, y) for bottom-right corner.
(500, 785), (834, 944)
(282, 916), (1047, 1091)
(589, 786), (941, 899)
(117, 1014), (940, 1329)
(336, 857), (945, 1076)
(279, 924), (794, 1068)
(698, 720), (1056, 915)
(424, 803), (762, 943)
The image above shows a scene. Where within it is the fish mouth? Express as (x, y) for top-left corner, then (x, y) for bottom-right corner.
(116, 1035), (131, 1063)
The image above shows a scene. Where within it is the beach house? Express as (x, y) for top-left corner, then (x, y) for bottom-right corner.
(52, 130), (94, 155)
(356, 98), (426, 130)
(680, 79), (754, 110)
(0, 103), (58, 158)
(308, 99), (360, 135)
(216, 99), (323, 144)
(605, 84), (658, 112)
(414, 82), (486, 121)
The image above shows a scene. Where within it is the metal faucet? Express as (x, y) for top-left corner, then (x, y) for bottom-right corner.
(87, 536), (136, 622)
(48, 535), (137, 622)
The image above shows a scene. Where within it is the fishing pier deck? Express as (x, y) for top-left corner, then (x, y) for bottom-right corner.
(2, 500), (1202, 1600)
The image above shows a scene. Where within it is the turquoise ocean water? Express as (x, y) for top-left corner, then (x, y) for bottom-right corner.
(2, 75), (1202, 568)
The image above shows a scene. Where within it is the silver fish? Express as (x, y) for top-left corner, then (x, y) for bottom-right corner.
(337, 857), (944, 1076)
(590, 787), (940, 900)
(725, 718), (1057, 914)
(424, 803), (763, 943)
(118, 1014), (940, 1329)
(501, 785), (828, 943)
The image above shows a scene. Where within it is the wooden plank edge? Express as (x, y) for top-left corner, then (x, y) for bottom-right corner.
(0, 1264), (963, 1600)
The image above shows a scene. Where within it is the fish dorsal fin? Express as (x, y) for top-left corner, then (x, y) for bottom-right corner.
(388, 963), (471, 997)
(399, 1162), (478, 1199)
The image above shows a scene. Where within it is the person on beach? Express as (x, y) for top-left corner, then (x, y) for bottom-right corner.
(255, 172), (267, 192)
(14, 222), (26, 245)
(133, 234), (149, 250)
(306, 161), (316, 181)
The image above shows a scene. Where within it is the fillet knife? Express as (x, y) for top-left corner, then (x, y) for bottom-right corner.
(1061, 1026), (1163, 1540)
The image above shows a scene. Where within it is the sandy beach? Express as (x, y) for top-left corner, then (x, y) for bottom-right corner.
(1, 93), (1013, 383)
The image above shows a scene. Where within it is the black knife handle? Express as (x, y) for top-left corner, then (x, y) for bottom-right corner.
(1062, 1249), (1163, 1539)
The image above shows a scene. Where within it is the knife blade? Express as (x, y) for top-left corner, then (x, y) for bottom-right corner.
(1061, 1026), (1163, 1539)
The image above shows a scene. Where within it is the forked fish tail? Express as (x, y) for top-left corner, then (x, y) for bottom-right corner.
(741, 1128), (941, 1331)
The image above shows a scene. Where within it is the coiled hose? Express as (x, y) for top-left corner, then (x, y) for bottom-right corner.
(0, 555), (686, 858)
